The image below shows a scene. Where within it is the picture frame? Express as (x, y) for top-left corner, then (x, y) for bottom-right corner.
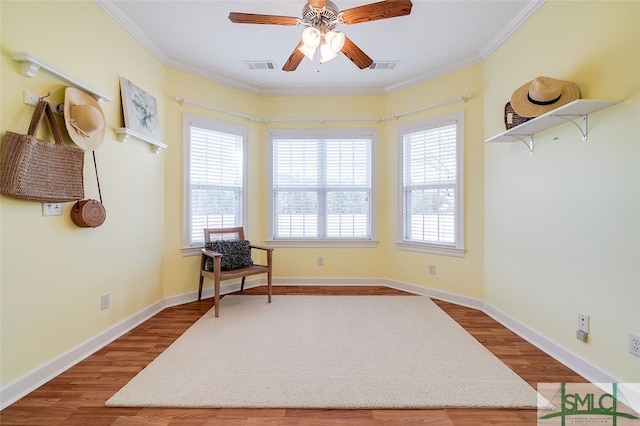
(119, 77), (162, 144)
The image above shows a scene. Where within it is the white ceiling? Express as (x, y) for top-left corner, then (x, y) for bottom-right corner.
(96, 0), (544, 96)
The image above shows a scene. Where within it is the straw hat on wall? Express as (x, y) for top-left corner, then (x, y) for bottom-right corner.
(63, 87), (106, 150)
(510, 76), (581, 118)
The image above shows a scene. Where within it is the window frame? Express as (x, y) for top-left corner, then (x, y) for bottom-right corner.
(396, 111), (465, 257)
(267, 128), (378, 248)
(181, 113), (248, 255)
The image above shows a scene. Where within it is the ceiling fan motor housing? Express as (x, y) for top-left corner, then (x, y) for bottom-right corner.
(302, 0), (340, 31)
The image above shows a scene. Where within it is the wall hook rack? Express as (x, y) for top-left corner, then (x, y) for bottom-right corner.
(12, 52), (113, 103)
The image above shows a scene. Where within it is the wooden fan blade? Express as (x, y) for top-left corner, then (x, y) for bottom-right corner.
(341, 0), (413, 25)
(282, 41), (306, 72)
(228, 12), (299, 26)
(341, 36), (373, 69)
(308, 0), (326, 8)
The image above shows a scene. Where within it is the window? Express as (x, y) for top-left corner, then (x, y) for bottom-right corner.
(268, 129), (376, 246)
(399, 112), (464, 256)
(183, 114), (247, 249)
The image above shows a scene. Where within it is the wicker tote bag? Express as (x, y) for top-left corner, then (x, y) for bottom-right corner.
(0, 100), (85, 202)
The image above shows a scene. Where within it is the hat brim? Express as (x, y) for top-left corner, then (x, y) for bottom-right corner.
(64, 87), (106, 150)
(510, 79), (581, 118)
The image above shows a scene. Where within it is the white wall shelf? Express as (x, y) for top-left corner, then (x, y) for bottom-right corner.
(115, 128), (167, 154)
(485, 99), (621, 154)
(11, 52), (113, 103)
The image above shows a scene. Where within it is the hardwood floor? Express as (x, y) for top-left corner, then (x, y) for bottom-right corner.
(1, 286), (585, 425)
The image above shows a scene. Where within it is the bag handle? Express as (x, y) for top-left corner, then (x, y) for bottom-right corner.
(27, 100), (65, 146)
(92, 151), (103, 204)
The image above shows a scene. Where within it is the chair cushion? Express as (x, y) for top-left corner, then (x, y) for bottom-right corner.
(205, 239), (254, 271)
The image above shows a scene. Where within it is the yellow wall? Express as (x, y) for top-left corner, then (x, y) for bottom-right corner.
(1, 1), (166, 385)
(484, 0), (639, 382)
(161, 69), (484, 297)
(1, 0), (638, 394)
(382, 64), (485, 299)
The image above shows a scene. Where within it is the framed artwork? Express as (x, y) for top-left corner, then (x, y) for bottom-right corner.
(119, 77), (161, 144)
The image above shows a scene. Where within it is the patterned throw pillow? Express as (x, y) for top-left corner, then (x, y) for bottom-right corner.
(204, 239), (253, 271)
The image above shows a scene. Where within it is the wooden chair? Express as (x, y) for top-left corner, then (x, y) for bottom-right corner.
(198, 227), (273, 317)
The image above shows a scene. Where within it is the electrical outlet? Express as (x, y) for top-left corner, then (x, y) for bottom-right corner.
(577, 313), (589, 333)
(101, 293), (110, 310)
(630, 333), (640, 357)
(428, 264), (436, 275)
(317, 257), (324, 266)
(42, 203), (62, 216)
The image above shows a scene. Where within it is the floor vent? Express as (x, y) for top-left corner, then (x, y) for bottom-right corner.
(245, 61), (277, 70)
(369, 61), (399, 70)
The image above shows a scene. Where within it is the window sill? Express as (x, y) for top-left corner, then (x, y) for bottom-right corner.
(267, 239), (378, 248)
(182, 246), (203, 257)
(396, 242), (465, 258)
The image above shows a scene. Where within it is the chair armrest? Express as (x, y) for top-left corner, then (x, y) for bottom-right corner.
(249, 244), (273, 252)
(201, 248), (223, 258)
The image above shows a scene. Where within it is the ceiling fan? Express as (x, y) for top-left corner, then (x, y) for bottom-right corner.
(228, 0), (413, 72)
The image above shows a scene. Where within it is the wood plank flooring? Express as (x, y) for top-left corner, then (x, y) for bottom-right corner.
(1, 286), (586, 425)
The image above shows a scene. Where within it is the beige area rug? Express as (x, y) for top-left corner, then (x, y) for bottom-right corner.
(106, 295), (540, 409)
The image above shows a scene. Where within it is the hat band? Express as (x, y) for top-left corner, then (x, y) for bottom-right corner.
(69, 118), (90, 138)
(527, 93), (561, 106)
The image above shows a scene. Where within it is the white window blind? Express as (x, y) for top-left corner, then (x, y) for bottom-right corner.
(402, 117), (461, 247)
(187, 122), (244, 247)
(272, 137), (372, 240)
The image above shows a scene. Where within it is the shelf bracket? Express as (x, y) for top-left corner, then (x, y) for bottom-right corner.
(115, 128), (167, 154)
(508, 134), (535, 155)
(549, 114), (588, 141)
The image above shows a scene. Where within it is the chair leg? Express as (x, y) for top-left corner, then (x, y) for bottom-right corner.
(241, 277), (246, 291)
(214, 277), (220, 318)
(267, 271), (272, 303)
(198, 274), (204, 301)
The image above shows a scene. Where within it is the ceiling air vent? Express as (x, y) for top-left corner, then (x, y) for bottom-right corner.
(369, 61), (399, 70)
(245, 61), (277, 70)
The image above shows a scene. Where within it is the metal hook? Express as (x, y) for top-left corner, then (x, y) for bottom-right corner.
(38, 92), (51, 102)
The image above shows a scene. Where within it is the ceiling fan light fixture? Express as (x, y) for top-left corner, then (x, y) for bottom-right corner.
(298, 26), (321, 60)
(320, 44), (338, 63)
(325, 30), (345, 52)
(301, 27), (321, 49)
(299, 43), (317, 61)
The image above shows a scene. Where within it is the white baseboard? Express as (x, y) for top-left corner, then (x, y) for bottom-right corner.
(1, 278), (624, 411)
(0, 299), (166, 410)
(384, 278), (485, 310)
(482, 301), (621, 384)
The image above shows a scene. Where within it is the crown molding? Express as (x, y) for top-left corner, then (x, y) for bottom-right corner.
(479, 0), (546, 60)
(94, 0), (169, 64)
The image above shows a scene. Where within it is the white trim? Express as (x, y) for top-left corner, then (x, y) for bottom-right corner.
(2, 276), (624, 411)
(395, 242), (466, 258)
(267, 128), (378, 243)
(478, 1), (546, 60)
(0, 300), (165, 410)
(267, 240), (378, 248)
(384, 278), (484, 310)
(181, 114), (249, 249)
(482, 302), (621, 385)
(397, 111), (465, 254)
